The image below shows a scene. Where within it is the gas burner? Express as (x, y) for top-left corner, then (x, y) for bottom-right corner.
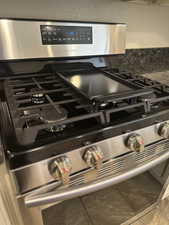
(40, 105), (67, 132)
(31, 88), (45, 104)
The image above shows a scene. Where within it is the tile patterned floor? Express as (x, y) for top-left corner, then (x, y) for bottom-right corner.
(81, 186), (135, 225)
(117, 173), (161, 213)
(43, 172), (162, 225)
(43, 198), (91, 225)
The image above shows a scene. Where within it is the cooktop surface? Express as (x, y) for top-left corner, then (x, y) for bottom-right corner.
(2, 61), (169, 169)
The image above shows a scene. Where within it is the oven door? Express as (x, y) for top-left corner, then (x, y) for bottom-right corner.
(17, 140), (169, 225)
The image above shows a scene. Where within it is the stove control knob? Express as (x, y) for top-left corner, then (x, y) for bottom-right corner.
(126, 134), (144, 152)
(83, 146), (103, 169)
(50, 156), (72, 186)
(158, 122), (169, 139)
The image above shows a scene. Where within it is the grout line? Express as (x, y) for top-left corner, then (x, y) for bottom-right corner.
(79, 197), (95, 225)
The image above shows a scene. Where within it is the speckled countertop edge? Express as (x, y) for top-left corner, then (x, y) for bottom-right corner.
(141, 71), (169, 85)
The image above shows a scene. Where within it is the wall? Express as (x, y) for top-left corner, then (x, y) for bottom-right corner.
(0, 0), (169, 49)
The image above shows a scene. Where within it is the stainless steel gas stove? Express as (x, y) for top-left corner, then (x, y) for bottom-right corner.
(1, 19), (169, 225)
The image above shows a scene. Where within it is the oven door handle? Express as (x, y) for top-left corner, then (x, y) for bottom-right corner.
(25, 150), (169, 208)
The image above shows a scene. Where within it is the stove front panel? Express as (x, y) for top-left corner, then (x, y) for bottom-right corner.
(11, 121), (165, 194)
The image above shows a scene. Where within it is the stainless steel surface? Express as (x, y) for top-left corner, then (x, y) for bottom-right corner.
(83, 145), (103, 169)
(2, 21), (169, 225)
(126, 134), (145, 152)
(11, 121), (166, 194)
(0, 19), (126, 60)
(65, 72), (131, 100)
(25, 139), (169, 207)
(49, 155), (72, 185)
(0, 105), (4, 164)
(158, 122), (169, 139)
(0, 138), (4, 164)
(0, 138), (23, 225)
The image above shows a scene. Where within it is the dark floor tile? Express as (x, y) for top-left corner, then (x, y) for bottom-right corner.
(81, 186), (135, 225)
(117, 172), (161, 213)
(42, 198), (92, 225)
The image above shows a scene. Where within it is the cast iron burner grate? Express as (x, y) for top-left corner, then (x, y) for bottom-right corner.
(4, 71), (104, 145)
(3, 67), (169, 146)
(101, 68), (169, 123)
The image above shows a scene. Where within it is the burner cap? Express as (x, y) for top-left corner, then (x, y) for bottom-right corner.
(40, 106), (67, 124)
(31, 88), (45, 104)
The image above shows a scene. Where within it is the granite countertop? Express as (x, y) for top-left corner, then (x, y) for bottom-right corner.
(142, 71), (169, 85)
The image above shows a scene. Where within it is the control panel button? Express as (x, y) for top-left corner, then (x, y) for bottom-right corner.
(126, 134), (144, 152)
(49, 156), (72, 185)
(83, 146), (103, 169)
(158, 122), (169, 139)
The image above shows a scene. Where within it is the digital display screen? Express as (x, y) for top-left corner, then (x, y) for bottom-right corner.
(68, 31), (76, 35)
(40, 25), (93, 45)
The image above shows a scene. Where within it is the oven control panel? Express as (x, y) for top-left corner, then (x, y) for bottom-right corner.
(40, 25), (93, 45)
